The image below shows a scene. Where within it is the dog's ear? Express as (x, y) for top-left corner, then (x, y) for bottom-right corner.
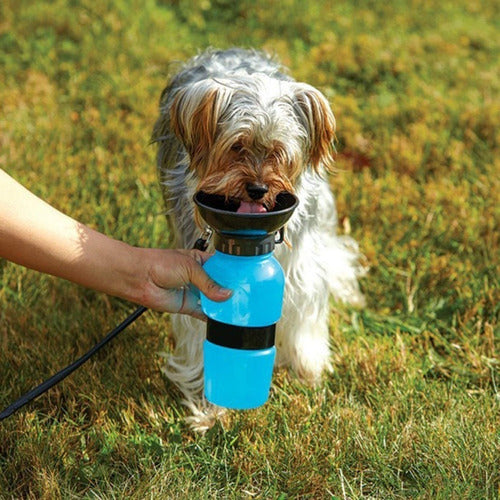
(170, 80), (233, 173)
(292, 85), (336, 172)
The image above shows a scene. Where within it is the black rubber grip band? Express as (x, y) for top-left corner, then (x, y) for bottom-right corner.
(206, 319), (276, 350)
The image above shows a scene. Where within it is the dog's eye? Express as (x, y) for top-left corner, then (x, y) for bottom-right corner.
(231, 142), (244, 153)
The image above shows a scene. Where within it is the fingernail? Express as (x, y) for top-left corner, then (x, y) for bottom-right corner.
(218, 288), (233, 299)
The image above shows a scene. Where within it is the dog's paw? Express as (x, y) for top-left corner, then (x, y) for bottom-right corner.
(293, 357), (333, 387)
(182, 398), (227, 434)
(289, 335), (333, 386)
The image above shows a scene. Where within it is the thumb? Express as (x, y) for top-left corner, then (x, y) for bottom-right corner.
(187, 260), (232, 302)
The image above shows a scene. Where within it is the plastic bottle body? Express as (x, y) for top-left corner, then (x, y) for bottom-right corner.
(203, 342), (276, 409)
(201, 251), (285, 326)
(200, 250), (284, 409)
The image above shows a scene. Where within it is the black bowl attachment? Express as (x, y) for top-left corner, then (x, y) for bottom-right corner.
(193, 191), (299, 256)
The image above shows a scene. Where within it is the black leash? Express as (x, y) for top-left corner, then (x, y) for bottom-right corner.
(0, 306), (147, 421)
(0, 232), (211, 421)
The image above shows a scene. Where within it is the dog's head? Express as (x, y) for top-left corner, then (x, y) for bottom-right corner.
(169, 75), (335, 213)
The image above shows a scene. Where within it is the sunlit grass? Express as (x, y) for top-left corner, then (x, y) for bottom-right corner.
(0, 0), (498, 498)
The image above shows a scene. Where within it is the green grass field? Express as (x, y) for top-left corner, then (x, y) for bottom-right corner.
(0, 0), (498, 498)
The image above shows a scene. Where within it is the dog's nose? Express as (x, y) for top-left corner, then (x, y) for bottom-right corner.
(246, 183), (269, 200)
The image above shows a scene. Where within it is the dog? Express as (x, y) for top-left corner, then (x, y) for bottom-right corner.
(152, 48), (365, 431)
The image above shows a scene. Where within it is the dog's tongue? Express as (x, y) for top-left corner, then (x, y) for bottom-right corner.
(237, 201), (267, 214)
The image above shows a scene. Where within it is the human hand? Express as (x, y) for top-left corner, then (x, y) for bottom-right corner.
(135, 248), (232, 320)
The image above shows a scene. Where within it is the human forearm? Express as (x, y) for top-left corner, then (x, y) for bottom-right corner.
(0, 169), (142, 301)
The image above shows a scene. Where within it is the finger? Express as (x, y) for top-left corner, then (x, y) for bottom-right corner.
(179, 249), (213, 266)
(178, 287), (208, 321)
(161, 287), (207, 320)
(186, 260), (232, 302)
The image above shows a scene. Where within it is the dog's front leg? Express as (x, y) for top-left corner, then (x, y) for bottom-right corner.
(161, 314), (225, 432)
(275, 287), (333, 385)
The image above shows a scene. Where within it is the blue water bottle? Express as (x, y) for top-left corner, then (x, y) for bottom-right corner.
(194, 191), (298, 409)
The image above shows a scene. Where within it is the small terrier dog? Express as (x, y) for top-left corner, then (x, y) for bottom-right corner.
(152, 48), (365, 431)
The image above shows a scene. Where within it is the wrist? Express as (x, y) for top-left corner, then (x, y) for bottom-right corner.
(74, 228), (150, 306)
(115, 245), (152, 306)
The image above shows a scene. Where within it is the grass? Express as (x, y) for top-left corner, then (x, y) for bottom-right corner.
(0, 0), (498, 497)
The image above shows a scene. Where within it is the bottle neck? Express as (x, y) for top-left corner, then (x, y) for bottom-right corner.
(214, 232), (276, 256)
